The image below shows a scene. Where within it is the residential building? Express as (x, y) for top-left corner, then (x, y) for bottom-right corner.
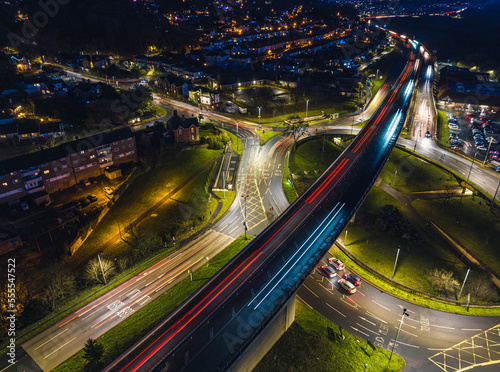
(0, 127), (137, 206)
(166, 110), (199, 143)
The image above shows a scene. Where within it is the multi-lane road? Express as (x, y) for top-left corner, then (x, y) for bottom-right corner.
(104, 44), (424, 371)
(4, 40), (500, 372)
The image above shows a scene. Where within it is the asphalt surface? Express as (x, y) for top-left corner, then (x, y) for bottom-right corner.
(104, 46), (422, 372)
(298, 257), (500, 372)
(5, 47), (500, 372)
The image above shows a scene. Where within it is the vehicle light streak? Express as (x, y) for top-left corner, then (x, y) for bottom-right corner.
(249, 203), (345, 310)
(305, 158), (348, 203)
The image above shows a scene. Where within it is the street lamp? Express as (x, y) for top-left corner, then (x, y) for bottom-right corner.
(482, 137), (494, 166)
(242, 194), (248, 239)
(258, 107), (262, 127)
(462, 151), (478, 203)
(390, 308), (409, 362)
(97, 251), (107, 285)
(306, 99), (309, 119)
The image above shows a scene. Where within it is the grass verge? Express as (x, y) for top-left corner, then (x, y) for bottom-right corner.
(282, 152), (298, 204)
(341, 187), (463, 294)
(53, 236), (253, 372)
(379, 147), (459, 193)
(259, 129), (281, 145)
(221, 129), (243, 156)
(437, 109), (450, 147)
(413, 197), (500, 275)
(289, 138), (343, 195)
(212, 190), (236, 224)
(254, 302), (406, 372)
(332, 246), (500, 316)
(66, 148), (221, 268)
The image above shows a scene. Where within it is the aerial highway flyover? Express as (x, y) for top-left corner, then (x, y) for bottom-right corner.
(105, 47), (421, 372)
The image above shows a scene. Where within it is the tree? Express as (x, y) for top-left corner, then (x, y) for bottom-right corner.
(85, 257), (116, 284)
(128, 228), (164, 258)
(41, 266), (76, 310)
(83, 338), (104, 371)
(285, 121), (309, 144)
(428, 269), (459, 298)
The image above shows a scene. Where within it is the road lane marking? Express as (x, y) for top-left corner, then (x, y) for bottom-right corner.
(303, 285), (319, 297)
(43, 337), (77, 359)
(393, 326), (418, 337)
(433, 325), (455, 330)
(359, 316), (376, 326)
(365, 311), (388, 324)
(297, 295), (313, 309)
(462, 328), (482, 331)
(34, 329), (69, 350)
(371, 300), (391, 312)
(326, 303), (346, 318)
(391, 340), (419, 348)
(350, 326), (369, 338)
(0, 362), (17, 372)
(356, 323), (379, 335)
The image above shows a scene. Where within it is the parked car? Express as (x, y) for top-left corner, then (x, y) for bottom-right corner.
(338, 278), (356, 294)
(345, 273), (362, 286)
(79, 197), (90, 207)
(81, 179), (91, 187)
(328, 257), (345, 271)
(87, 194), (98, 203)
(103, 186), (113, 195)
(490, 155), (500, 160)
(449, 146), (460, 151)
(490, 151), (500, 155)
(321, 265), (337, 278)
(477, 146), (487, 152)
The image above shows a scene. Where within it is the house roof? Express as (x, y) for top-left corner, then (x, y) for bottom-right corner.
(167, 110), (199, 130)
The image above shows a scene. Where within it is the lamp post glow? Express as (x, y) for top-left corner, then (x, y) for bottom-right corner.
(258, 107), (262, 127)
(306, 99), (309, 119)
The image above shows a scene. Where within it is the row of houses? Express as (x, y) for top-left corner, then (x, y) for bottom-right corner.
(0, 127), (137, 206)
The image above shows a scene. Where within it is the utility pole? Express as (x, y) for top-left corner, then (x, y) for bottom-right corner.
(258, 107), (261, 127)
(98, 251), (107, 285)
(462, 152), (477, 203)
(306, 99), (309, 119)
(390, 308), (409, 362)
(345, 229), (348, 246)
(483, 137), (494, 166)
(391, 246), (400, 279)
(242, 194), (248, 240)
(458, 267), (471, 300)
(492, 180), (500, 207)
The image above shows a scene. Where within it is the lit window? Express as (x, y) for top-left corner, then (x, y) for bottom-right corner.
(81, 150), (85, 154)
(2, 182), (7, 187)
(43, 170), (50, 174)
(13, 179), (19, 184)
(90, 155), (95, 159)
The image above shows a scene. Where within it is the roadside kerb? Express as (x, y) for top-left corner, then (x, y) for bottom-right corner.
(335, 240), (500, 309)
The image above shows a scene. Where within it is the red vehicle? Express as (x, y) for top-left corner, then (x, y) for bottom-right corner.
(449, 146), (460, 151)
(490, 155), (500, 160)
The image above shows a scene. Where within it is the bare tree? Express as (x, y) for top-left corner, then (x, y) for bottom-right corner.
(428, 268), (459, 298)
(285, 121), (309, 145)
(85, 258), (116, 284)
(41, 266), (76, 310)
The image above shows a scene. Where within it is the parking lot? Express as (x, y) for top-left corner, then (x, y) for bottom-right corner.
(441, 106), (500, 161)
